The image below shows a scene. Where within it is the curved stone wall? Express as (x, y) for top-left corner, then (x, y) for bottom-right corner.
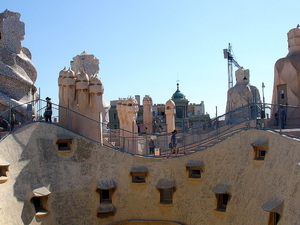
(0, 123), (299, 224)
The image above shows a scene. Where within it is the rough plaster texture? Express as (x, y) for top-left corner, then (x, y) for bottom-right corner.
(0, 10), (38, 122)
(271, 26), (300, 126)
(58, 52), (110, 142)
(1, 122), (299, 225)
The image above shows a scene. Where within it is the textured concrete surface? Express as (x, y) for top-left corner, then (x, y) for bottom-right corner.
(0, 122), (299, 224)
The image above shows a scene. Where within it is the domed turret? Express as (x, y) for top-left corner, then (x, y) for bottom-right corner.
(172, 83), (186, 101)
(170, 83), (189, 122)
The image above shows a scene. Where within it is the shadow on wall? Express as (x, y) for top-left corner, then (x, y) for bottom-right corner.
(12, 124), (58, 224)
(12, 123), (98, 225)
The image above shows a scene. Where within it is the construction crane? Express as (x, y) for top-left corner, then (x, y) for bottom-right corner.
(223, 43), (243, 89)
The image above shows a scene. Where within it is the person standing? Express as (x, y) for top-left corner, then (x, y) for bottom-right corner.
(45, 97), (52, 123)
(169, 130), (178, 156)
(149, 139), (155, 154)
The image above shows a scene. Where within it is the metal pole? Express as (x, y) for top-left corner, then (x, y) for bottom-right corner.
(99, 112), (103, 145)
(215, 106), (218, 137)
(132, 121), (134, 154)
(262, 82), (265, 110)
(118, 126), (121, 150)
(182, 118), (185, 154)
(67, 98), (70, 130)
(278, 90), (282, 134)
(254, 89), (257, 127)
(99, 112), (101, 144)
(166, 123), (168, 156)
(146, 131), (148, 156)
(38, 87), (41, 118)
(122, 128), (125, 151)
(262, 82), (265, 128)
(110, 124), (112, 148)
(9, 99), (11, 132)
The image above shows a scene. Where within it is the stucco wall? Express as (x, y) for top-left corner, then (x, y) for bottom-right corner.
(0, 122), (299, 224)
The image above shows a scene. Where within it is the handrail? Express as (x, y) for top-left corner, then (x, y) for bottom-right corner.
(1, 100), (300, 156)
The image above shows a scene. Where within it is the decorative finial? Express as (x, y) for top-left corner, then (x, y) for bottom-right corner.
(176, 75), (180, 90)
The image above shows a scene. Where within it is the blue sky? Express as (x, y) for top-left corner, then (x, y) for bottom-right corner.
(2, 0), (300, 116)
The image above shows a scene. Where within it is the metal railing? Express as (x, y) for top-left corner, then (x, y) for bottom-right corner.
(1, 100), (300, 157)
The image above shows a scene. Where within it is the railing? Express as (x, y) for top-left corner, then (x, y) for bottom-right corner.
(1, 100), (300, 157)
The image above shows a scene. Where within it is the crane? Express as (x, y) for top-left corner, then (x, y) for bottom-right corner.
(223, 43), (243, 89)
